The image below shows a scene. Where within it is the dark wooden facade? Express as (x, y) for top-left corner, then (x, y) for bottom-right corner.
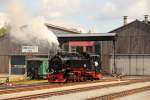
(0, 36), (19, 74)
(0, 35), (50, 74)
(102, 20), (150, 72)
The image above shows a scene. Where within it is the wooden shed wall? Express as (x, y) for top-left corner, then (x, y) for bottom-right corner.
(102, 21), (150, 70)
(0, 36), (51, 55)
(0, 56), (9, 73)
(0, 36), (50, 74)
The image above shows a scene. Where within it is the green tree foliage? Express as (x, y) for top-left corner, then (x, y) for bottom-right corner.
(0, 27), (7, 37)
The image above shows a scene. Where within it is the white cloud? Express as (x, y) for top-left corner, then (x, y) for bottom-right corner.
(126, 0), (149, 18)
(46, 19), (86, 32)
(39, 0), (85, 31)
(1, 0), (150, 32)
(102, 2), (117, 14)
(40, 0), (80, 18)
(99, 0), (150, 19)
(38, 0), (150, 32)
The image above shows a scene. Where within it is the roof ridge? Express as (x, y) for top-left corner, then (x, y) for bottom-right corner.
(45, 23), (81, 34)
(109, 19), (147, 32)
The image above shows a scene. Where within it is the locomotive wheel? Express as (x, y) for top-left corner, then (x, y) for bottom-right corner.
(80, 76), (86, 82)
(66, 72), (77, 82)
(51, 76), (56, 80)
(90, 77), (94, 81)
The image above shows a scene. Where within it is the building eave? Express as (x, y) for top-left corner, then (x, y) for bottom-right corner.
(46, 23), (81, 34)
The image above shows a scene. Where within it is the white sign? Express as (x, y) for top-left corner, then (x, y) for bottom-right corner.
(21, 46), (38, 53)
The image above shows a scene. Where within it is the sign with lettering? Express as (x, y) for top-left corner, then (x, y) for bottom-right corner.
(21, 46), (38, 53)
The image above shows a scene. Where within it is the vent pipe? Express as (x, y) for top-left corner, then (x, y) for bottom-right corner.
(123, 16), (128, 25)
(144, 15), (149, 24)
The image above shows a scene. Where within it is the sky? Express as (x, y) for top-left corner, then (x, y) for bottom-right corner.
(0, 0), (150, 33)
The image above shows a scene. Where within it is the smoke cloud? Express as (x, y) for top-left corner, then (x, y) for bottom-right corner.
(7, 0), (59, 49)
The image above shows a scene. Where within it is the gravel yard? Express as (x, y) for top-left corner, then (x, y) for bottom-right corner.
(115, 91), (150, 100)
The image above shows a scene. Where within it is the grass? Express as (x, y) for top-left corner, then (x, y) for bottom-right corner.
(10, 80), (48, 85)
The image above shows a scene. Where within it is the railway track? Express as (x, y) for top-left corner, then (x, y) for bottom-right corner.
(0, 78), (123, 95)
(88, 86), (150, 100)
(3, 79), (150, 100)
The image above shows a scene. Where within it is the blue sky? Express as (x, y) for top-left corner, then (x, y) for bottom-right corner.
(0, 0), (150, 32)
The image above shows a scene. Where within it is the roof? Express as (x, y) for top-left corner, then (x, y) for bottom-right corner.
(109, 19), (150, 33)
(56, 33), (117, 42)
(46, 23), (81, 34)
(142, 20), (150, 24)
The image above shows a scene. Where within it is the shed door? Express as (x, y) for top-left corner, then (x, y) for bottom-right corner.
(116, 56), (129, 75)
(144, 56), (150, 75)
(136, 56), (144, 75)
(111, 55), (150, 75)
(130, 56), (144, 75)
(111, 56), (129, 75)
(130, 56), (137, 75)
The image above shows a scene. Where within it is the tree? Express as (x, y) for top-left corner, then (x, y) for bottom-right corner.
(0, 27), (8, 37)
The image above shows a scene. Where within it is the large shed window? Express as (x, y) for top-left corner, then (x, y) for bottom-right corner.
(11, 56), (26, 75)
(11, 56), (25, 65)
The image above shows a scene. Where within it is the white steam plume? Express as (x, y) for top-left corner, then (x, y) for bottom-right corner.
(7, 0), (59, 48)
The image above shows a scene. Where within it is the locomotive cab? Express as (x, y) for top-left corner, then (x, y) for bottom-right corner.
(84, 54), (103, 80)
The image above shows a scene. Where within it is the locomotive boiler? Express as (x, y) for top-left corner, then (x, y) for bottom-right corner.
(47, 52), (103, 82)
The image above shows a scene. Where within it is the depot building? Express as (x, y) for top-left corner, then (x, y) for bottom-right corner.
(102, 16), (150, 75)
(0, 24), (101, 81)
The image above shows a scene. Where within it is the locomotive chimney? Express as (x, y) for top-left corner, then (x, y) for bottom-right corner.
(123, 16), (128, 25)
(144, 15), (149, 24)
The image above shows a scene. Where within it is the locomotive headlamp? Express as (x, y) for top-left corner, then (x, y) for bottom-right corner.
(83, 64), (87, 68)
(94, 61), (99, 67)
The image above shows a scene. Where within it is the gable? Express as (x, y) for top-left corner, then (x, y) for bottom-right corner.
(110, 20), (150, 36)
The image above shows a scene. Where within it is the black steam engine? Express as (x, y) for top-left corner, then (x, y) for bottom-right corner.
(47, 52), (103, 82)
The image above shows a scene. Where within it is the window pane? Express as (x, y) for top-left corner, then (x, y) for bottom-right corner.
(11, 56), (25, 65)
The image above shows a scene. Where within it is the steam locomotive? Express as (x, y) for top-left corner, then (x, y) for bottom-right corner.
(47, 52), (103, 82)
